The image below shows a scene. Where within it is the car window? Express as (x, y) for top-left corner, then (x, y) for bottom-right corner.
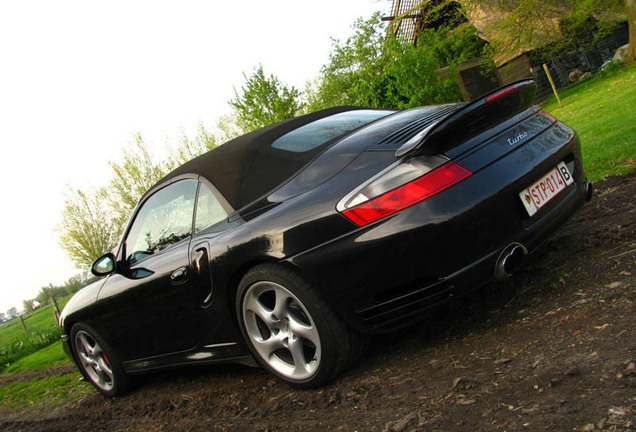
(195, 183), (229, 232)
(125, 179), (198, 264)
(270, 110), (391, 153)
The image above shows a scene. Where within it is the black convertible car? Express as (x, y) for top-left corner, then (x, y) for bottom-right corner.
(60, 80), (592, 396)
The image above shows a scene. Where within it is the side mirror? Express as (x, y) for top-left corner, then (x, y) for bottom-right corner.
(91, 253), (116, 276)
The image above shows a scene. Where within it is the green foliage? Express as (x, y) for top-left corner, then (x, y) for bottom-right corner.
(542, 61), (636, 180)
(387, 25), (488, 107)
(307, 14), (487, 111)
(215, 112), (244, 143)
(57, 186), (122, 268)
(307, 15), (388, 110)
(229, 65), (303, 133)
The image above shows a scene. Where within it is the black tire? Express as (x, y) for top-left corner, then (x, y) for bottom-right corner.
(70, 323), (130, 397)
(236, 263), (367, 387)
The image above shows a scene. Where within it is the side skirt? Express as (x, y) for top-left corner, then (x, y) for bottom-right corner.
(122, 342), (252, 374)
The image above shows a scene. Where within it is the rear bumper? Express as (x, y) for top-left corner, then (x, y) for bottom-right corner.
(288, 123), (590, 333)
(354, 179), (590, 332)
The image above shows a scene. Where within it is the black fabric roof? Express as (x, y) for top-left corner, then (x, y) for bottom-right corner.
(160, 106), (361, 210)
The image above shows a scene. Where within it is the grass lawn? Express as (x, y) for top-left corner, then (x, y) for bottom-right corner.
(0, 371), (90, 412)
(0, 298), (70, 347)
(542, 62), (636, 181)
(0, 297), (70, 372)
(3, 341), (70, 374)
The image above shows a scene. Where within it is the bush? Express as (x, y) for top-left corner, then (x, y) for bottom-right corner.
(307, 14), (489, 111)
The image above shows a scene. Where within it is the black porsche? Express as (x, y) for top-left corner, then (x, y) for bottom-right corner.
(60, 80), (592, 396)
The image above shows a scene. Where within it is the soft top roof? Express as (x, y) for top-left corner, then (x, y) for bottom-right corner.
(160, 106), (362, 210)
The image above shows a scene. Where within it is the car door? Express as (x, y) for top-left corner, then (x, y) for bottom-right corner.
(95, 178), (206, 360)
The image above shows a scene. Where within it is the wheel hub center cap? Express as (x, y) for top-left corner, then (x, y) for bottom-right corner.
(280, 318), (292, 336)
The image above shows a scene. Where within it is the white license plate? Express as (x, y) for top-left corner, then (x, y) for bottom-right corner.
(519, 162), (574, 216)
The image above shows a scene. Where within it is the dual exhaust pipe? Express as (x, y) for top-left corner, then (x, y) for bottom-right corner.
(494, 243), (527, 280)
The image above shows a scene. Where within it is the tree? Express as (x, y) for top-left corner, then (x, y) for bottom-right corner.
(58, 126), (215, 269)
(229, 65), (303, 133)
(561, 0), (633, 63)
(307, 13), (486, 111)
(22, 300), (34, 314)
(462, 0), (633, 63)
(306, 14), (392, 110)
(58, 186), (122, 268)
(215, 113), (244, 143)
(35, 283), (61, 306)
(106, 134), (171, 230)
(6, 307), (18, 320)
(107, 127), (216, 229)
(63, 274), (87, 295)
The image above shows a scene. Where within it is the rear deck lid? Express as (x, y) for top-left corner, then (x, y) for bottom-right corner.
(395, 80), (538, 157)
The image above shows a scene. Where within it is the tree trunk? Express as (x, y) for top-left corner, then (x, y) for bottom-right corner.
(628, 0), (636, 63)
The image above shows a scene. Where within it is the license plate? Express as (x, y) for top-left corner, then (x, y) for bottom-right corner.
(519, 162), (573, 216)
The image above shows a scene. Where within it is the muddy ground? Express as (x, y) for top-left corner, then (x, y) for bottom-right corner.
(1, 172), (634, 432)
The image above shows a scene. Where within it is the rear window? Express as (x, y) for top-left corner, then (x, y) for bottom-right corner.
(162, 107), (393, 210)
(271, 110), (391, 152)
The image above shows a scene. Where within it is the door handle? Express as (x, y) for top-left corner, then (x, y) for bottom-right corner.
(193, 249), (205, 274)
(170, 267), (188, 285)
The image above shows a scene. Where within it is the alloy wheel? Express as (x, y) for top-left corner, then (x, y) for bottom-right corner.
(242, 281), (321, 381)
(74, 330), (114, 392)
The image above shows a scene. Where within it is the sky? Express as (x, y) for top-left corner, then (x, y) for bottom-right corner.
(0, 0), (387, 314)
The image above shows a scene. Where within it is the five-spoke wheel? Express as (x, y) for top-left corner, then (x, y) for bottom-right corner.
(242, 281), (321, 381)
(237, 264), (366, 387)
(74, 330), (114, 392)
(70, 323), (129, 396)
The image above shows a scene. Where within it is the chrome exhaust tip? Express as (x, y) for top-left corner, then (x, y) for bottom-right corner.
(495, 243), (528, 280)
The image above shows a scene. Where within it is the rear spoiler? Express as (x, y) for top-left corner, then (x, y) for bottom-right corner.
(396, 80), (538, 157)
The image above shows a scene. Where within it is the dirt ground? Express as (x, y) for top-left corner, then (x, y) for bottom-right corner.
(2, 172), (634, 432)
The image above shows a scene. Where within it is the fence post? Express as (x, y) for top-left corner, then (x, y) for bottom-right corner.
(19, 315), (28, 333)
(51, 295), (61, 325)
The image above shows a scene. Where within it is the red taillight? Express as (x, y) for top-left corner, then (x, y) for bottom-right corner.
(485, 87), (515, 102)
(539, 110), (557, 123)
(341, 162), (472, 227)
